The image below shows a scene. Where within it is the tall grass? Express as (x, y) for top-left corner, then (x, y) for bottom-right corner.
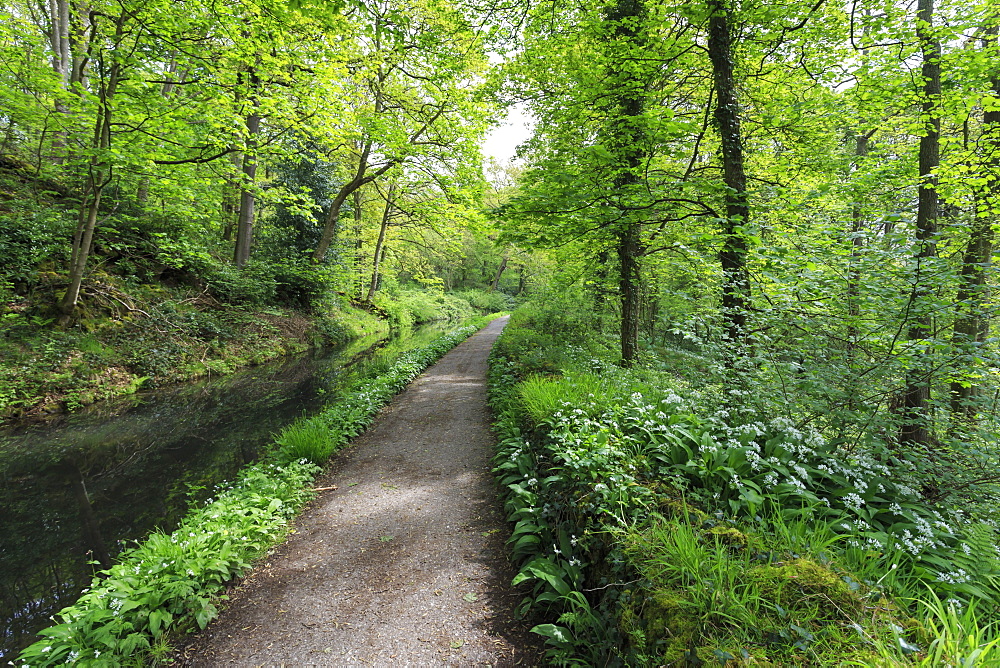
(272, 419), (332, 465)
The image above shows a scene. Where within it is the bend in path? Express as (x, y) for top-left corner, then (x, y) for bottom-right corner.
(173, 316), (543, 666)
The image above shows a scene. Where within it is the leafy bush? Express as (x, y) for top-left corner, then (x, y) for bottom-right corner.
(454, 288), (514, 313)
(372, 292), (414, 329)
(205, 262), (278, 306)
(270, 260), (332, 312)
(0, 206), (72, 282)
(372, 289), (476, 329)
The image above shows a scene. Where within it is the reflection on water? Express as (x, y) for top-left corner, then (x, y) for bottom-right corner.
(0, 322), (453, 659)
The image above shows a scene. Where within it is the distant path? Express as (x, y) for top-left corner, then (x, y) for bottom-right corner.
(173, 316), (542, 666)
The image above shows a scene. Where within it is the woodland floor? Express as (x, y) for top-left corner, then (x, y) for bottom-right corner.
(171, 316), (544, 666)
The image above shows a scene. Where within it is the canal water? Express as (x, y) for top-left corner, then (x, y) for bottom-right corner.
(0, 322), (454, 659)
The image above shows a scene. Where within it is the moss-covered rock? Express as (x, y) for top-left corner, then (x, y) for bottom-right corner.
(750, 557), (864, 618)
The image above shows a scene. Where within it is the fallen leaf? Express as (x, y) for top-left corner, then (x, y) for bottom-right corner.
(463, 592), (479, 603)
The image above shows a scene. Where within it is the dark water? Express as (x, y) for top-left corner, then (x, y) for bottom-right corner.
(0, 322), (453, 659)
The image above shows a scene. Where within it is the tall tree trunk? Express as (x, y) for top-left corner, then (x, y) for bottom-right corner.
(618, 225), (642, 363)
(365, 184), (394, 304)
(900, 0), (941, 448)
(48, 0), (71, 164)
(847, 131), (873, 354)
(605, 0), (647, 366)
(314, 189), (352, 264)
(234, 67), (261, 267)
(353, 189), (364, 299)
(949, 23), (999, 419)
(222, 151), (242, 241)
(707, 0), (751, 353)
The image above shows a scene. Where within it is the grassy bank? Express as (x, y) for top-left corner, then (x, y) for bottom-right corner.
(0, 281), (510, 425)
(14, 317), (498, 667)
(488, 305), (1000, 666)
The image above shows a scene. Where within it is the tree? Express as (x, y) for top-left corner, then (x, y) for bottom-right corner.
(899, 0), (942, 448)
(310, 0), (491, 264)
(706, 0), (751, 353)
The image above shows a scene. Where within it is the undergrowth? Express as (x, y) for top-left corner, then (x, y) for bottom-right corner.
(488, 305), (1000, 666)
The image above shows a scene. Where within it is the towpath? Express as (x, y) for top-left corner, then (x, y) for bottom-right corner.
(172, 316), (541, 666)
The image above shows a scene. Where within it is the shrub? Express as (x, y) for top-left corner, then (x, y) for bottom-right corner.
(205, 262), (278, 306)
(0, 206), (72, 283)
(454, 288), (513, 313)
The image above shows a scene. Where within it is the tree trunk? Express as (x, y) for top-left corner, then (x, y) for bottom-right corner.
(222, 151), (242, 242)
(490, 254), (508, 292)
(365, 184), (394, 304)
(618, 224), (642, 363)
(900, 0), (941, 448)
(48, 0), (71, 164)
(949, 22), (999, 419)
(707, 0), (751, 352)
(234, 67), (261, 267)
(58, 21), (124, 322)
(353, 189), (364, 298)
(847, 131), (872, 353)
(604, 0), (647, 366)
(314, 189), (351, 264)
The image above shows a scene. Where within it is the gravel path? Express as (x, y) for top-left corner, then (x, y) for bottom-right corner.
(172, 316), (543, 666)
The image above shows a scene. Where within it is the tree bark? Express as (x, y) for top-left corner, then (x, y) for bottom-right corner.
(222, 151), (242, 242)
(353, 189), (364, 298)
(847, 131), (873, 354)
(618, 224), (642, 363)
(234, 67), (261, 267)
(48, 0), (71, 164)
(707, 0), (751, 352)
(605, 0), (647, 366)
(365, 184), (394, 304)
(900, 0), (941, 448)
(489, 254), (508, 292)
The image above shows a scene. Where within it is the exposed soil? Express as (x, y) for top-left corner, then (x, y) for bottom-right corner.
(172, 316), (544, 666)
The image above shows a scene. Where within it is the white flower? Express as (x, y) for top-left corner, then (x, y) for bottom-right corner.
(843, 493), (864, 511)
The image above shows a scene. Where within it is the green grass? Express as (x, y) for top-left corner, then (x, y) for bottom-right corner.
(621, 512), (899, 666)
(272, 419), (333, 465)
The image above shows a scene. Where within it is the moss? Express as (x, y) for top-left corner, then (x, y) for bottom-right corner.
(658, 497), (710, 524)
(751, 557), (864, 619)
(707, 526), (751, 547)
(621, 589), (702, 665)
